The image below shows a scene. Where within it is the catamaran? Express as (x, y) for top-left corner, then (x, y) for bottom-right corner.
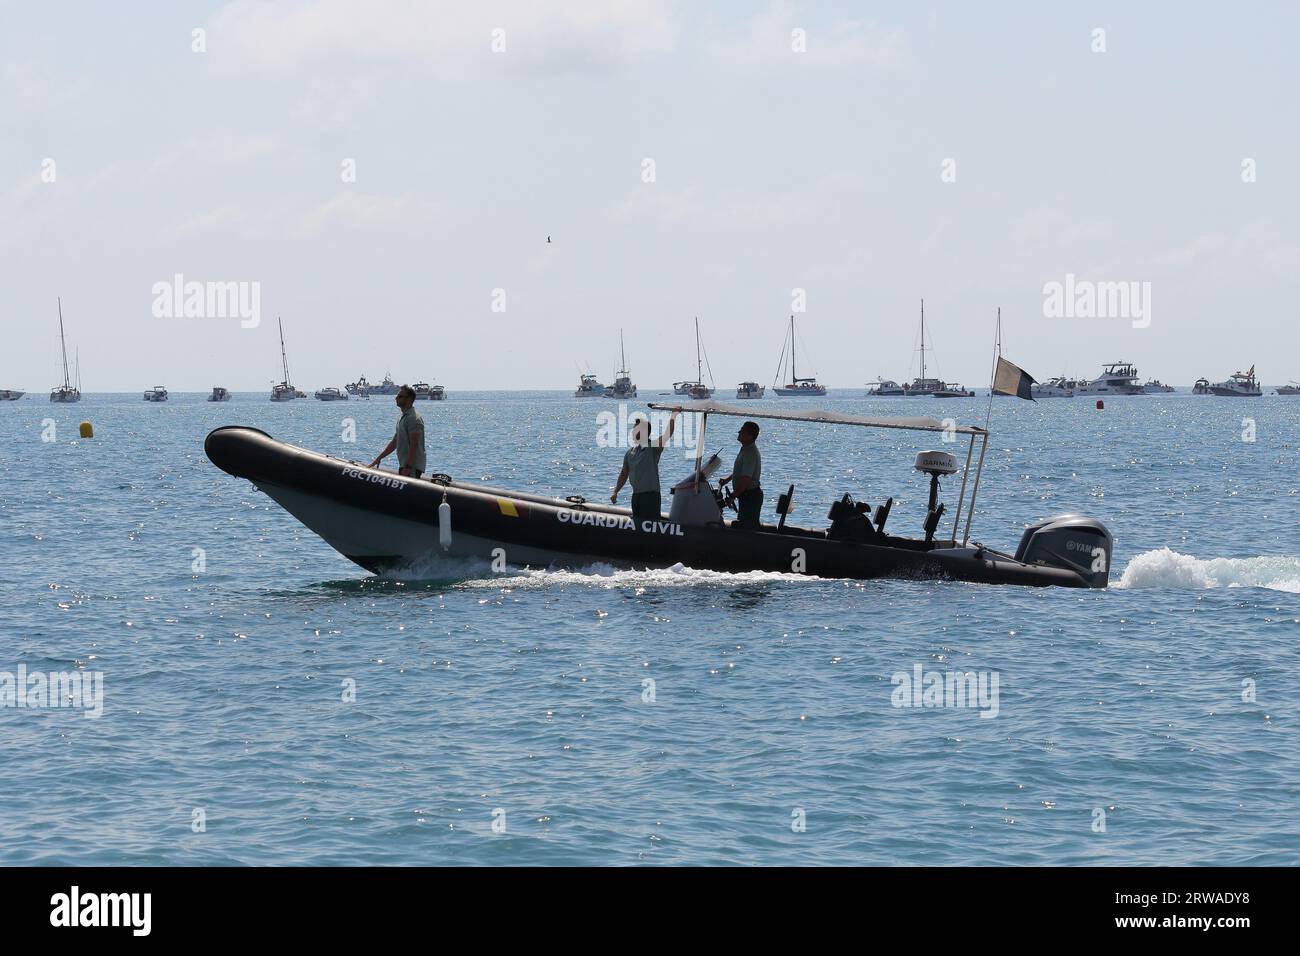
(49, 298), (81, 403)
(1208, 365), (1261, 396)
(673, 318), (714, 399)
(206, 399), (1113, 589)
(772, 315), (827, 396)
(270, 317), (305, 401)
(899, 299), (950, 396)
(606, 331), (637, 399)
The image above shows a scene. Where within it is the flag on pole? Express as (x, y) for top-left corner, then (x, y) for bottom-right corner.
(992, 356), (1036, 401)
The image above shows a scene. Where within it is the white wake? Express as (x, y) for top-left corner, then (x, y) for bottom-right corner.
(1116, 548), (1300, 593)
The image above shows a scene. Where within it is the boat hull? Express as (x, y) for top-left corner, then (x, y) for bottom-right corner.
(205, 427), (1103, 588)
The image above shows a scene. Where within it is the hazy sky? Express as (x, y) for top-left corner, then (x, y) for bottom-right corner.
(3, 1), (1297, 391)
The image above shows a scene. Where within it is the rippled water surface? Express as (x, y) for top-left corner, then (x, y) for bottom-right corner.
(1, 391), (1297, 865)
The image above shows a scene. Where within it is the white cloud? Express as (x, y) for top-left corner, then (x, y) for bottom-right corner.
(708, 1), (905, 68)
(293, 191), (433, 237)
(1011, 207), (1113, 245)
(207, 0), (675, 76)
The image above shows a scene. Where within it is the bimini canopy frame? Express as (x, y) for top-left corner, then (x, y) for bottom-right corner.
(648, 399), (991, 545)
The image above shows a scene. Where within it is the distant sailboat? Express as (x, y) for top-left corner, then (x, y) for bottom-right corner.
(772, 315), (827, 396)
(49, 297), (81, 403)
(270, 317), (305, 401)
(606, 331), (637, 399)
(673, 317), (714, 399)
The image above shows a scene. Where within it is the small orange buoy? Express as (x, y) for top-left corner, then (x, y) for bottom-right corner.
(1095, 400), (1104, 410)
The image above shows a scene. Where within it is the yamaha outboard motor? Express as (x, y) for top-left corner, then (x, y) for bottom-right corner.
(1014, 514), (1113, 588)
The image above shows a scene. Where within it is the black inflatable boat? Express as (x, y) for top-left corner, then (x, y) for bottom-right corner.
(204, 400), (1113, 588)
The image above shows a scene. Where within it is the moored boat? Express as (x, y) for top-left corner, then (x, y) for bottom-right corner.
(1143, 378), (1175, 393)
(49, 298), (82, 403)
(371, 373), (400, 395)
(269, 318), (304, 401)
(1208, 366), (1261, 396)
(867, 379), (906, 397)
(1075, 362), (1146, 395)
(1193, 377), (1211, 395)
(574, 373), (605, 398)
(143, 386), (169, 402)
(772, 315), (827, 396)
(1276, 381), (1300, 395)
(207, 387), (231, 402)
(933, 383), (974, 398)
(315, 386), (348, 401)
(736, 381), (765, 399)
(346, 376), (371, 396)
(1, 389), (24, 401)
(606, 331), (637, 399)
(1031, 376), (1076, 398)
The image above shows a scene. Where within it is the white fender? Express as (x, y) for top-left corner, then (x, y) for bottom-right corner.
(438, 500), (452, 550)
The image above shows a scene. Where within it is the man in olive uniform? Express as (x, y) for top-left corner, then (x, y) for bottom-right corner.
(611, 410), (679, 529)
(721, 420), (762, 529)
(369, 384), (426, 478)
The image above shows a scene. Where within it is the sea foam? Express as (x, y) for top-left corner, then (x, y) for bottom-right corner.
(1116, 548), (1300, 592)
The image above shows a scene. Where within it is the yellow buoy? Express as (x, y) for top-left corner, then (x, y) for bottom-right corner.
(79, 421), (94, 438)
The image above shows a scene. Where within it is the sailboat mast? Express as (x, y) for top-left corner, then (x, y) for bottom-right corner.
(919, 299), (926, 383)
(57, 297), (71, 389)
(790, 315), (796, 382)
(695, 317), (702, 382)
(279, 317), (291, 385)
(620, 329), (626, 375)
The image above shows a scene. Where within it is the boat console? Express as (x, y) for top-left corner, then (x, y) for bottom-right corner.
(668, 453), (727, 526)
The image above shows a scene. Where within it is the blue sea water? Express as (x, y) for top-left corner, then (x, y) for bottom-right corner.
(1, 390), (1297, 865)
